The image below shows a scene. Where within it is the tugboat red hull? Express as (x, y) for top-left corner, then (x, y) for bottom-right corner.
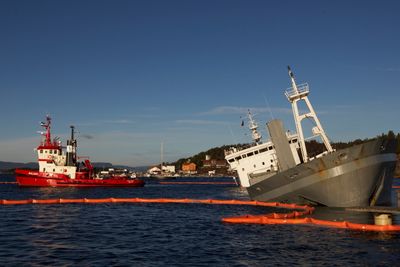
(15, 169), (145, 187)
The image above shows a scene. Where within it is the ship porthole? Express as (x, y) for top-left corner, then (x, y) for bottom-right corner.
(338, 153), (348, 160)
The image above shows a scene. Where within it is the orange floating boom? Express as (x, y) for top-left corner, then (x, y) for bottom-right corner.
(158, 181), (237, 185)
(0, 197), (399, 232)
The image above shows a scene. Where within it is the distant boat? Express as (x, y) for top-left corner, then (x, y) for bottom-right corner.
(15, 116), (145, 187)
(225, 67), (396, 207)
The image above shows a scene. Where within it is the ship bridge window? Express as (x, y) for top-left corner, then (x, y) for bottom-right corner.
(228, 159), (235, 163)
(254, 151), (259, 155)
(269, 146), (273, 150)
(40, 150), (43, 154)
(259, 148), (268, 153)
(292, 139), (297, 143)
(242, 154), (247, 158)
(54, 150), (57, 154)
(235, 156), (241, 161)
(247, 152), (254, 157)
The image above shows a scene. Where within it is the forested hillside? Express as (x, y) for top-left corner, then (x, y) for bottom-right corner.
(172, 131), (400, 169)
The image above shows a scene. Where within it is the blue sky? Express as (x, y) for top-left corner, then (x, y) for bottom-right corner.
(0, 0), (399, 166)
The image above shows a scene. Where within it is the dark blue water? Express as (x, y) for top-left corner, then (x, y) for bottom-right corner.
(1, 174), (400, 266)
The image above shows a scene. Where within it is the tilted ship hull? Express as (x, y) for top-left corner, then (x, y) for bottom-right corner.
(225, 67), (397, 207)
(246, 138), (396, 207)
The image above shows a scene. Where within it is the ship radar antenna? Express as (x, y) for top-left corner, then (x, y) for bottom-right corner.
(247, 109), (262, 144)
(66, 125), (77, 166)
(39, 115), (52, 146)
(284, 66), (333, 162)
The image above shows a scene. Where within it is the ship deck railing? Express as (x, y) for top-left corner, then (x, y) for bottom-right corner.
(285, 83), (309, 100)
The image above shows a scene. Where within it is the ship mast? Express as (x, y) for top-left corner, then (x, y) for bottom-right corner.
(40, 115), (52, 146)
(160, 141), (164, 171)
(285, 66), (333, 162)
(66, 125), (77, 166)
(247, 110), (262, 145)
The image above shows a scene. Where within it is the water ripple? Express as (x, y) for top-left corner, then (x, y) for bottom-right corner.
(0, 174), (400, 266)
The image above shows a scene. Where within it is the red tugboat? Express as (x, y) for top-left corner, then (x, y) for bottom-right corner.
(15, 116), (145, 187)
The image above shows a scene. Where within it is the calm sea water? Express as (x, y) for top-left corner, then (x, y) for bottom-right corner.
(1, 173), (399, 266)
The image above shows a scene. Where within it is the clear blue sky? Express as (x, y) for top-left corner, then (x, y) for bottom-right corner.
(0, 0), (399, 166)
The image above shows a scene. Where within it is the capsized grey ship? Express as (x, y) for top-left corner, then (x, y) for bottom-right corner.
(225, 67), (397, 207)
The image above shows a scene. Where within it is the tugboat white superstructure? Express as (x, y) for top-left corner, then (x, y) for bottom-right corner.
(225, 67), (397, 207)
(15, 116), (145, 187)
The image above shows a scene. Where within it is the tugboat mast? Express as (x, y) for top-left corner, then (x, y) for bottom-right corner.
(40, 115), (52, 146)
(66, 125), (77, 166)
(285, 66), (333, 162)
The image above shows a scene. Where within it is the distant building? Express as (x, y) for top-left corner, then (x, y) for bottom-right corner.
(202, 159), (227, 168)
(162, 165), (176, 173)
(148, 166), (161, 174)
(182, 162), (196, 174)
(200, 155), (229, 176)
(148, 165), (176, 174)
(208, 170), (216, 176)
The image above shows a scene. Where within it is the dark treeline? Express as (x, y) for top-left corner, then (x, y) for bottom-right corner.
(171, 131), (400, 169)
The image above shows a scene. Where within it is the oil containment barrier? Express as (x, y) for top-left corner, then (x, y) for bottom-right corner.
(1, 197), (400, 232)
(158, 181), (237, 185)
